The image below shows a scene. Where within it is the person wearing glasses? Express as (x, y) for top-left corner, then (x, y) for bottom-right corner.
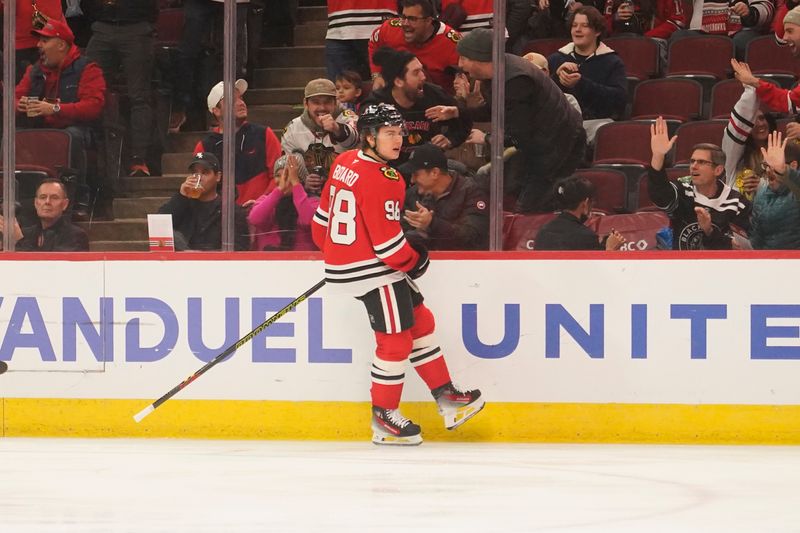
(369, 0), (462, 95)
(649, 116), (751, 250)
(0, 178), (89, 252)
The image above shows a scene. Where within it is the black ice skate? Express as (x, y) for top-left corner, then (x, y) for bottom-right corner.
(371, 406), (423, 446)
(432, 382), (485, 430)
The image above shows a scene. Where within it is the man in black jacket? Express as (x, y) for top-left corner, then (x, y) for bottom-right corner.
(1, 178), (89, 251)
(158, 152), (250, 251)
(457, 28), (586, 213)
(399, 143), (488, 250)
(362, 46), (472, 167)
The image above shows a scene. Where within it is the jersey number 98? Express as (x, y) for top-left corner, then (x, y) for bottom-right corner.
(329, 186), (356, 245)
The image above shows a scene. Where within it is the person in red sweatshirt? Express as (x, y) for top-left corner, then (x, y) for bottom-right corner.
(1, 0), (64, 82)
(15, 17), (107, 219)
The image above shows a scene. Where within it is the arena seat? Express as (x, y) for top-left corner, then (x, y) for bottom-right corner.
(709, 79), (744, 119)
(635, 168), (688, 211)
(605, 35), (660, 81)
(155, 8), (184, 47)
(586, 211), (671, 251)
(666, 35), (733, 81)
(631, 78), (703, 122)
(746, 35), (798, 88)
(593, 121), (654, 166)
(672, 120), (727, 166)
(502, 212), (559, 250)
(574, 169), (628, 214)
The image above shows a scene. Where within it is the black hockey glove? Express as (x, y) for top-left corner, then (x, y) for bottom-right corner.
(407, 237), (430, 280)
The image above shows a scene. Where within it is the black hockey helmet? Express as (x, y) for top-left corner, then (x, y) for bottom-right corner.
(357, 103), (406, 134)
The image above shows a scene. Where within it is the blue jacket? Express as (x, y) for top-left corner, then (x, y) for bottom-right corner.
(548, 42), (628, 120)
(750, 174), (800, 250)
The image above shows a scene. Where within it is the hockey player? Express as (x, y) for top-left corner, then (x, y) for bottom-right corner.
(311, 103), (484, 445)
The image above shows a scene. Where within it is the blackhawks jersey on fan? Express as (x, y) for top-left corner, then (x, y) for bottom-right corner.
(326, 0), (397, 40)
(312, 149), (422, 295)
(369, 19), (461, 93)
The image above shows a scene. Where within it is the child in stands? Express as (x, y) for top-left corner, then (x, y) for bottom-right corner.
(335, 70), (365, 112)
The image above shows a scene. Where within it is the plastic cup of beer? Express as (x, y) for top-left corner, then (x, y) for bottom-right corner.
(26, 97), (40, 117)
(187, 173), (204, 199)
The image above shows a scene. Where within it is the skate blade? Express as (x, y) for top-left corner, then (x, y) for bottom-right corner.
(372, 433), (423, 446)
(444, 398), (486, 430)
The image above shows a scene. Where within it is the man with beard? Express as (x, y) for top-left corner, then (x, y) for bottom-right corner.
(369, 0), (461, 94)
(282, 78), (359, 178)
(194, 79), (283, 206)
(362, 47), (472, 167)
(731, 7), (800, 114)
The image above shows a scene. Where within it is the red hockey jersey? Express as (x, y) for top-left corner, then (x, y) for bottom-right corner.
(369, 19), (462, 93)
(326, 0), (397, 40)
(312, 150), (421, 296)
(441, 0), (493, 32)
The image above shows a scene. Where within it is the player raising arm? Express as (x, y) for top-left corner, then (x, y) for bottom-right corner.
(312, 103), (484, 445)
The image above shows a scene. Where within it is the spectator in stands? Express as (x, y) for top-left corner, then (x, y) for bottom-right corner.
(2, 0), (63, 82)
(523, 52), (582, 113)
(649, 116), (751, 249)
(530, 0), (605, 40)
(335, 70), (366, 112)
(282, 78), (360, 178)
(84, 0), (158, 178)
(158, 152), (250, 251)
(457, 28), (586, 213)
(721, 84), (776, 201)
(195, 79), (282, 206)
(548, 6), (628, 143)
(732, 12), (800, 112)
(398, 143), (489, 249)
(363, 47), (473, 165)
(245, 153), (320, 251)
(773, 0), (800, 44)
(535, 175), (627, 250)
(369, 0), (462, 94)
(325, 0), (397, 80)
(15, 18), (107, 220)
(602, 0), (686, 64)
(169, 0), (250, 133)
(439, 0), (531, 52)
(749, 132), (800, 248)
(674, 0), (774, 59)
(602, 0), (686, 39)
(0, 178), (89, 252)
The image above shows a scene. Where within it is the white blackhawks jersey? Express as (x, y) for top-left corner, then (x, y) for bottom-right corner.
(311, 150), (421, 296)
(326, 0), (398, 40)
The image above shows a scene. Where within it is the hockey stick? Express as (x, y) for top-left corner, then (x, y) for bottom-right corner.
(133, 279), (326, 423)
(0, 361), (7, 375)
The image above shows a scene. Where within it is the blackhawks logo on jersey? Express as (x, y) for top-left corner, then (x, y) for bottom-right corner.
(380, 166), (400, 181)
(389, 18), (402, 27)
(446, 29), (462, 43)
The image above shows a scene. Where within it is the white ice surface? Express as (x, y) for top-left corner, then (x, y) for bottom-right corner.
(1, 439), (799, 532)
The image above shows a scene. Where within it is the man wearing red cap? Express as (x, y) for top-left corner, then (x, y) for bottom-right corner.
(15, 17), (107, 218)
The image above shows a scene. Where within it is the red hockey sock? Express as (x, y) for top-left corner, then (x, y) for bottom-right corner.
(409, 304), (451, 391)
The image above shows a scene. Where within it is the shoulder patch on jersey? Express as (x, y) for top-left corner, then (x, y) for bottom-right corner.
(677, 175), (692, 185)
(341, 109), (357, 119)
(389, 18), (402, 27)
(446, 29), (462, 43)
(380, 166), (400, 181)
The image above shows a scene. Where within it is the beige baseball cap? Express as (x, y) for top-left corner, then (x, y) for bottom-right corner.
(304, 78), (337, 99)
(207, 79), (248, 112)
